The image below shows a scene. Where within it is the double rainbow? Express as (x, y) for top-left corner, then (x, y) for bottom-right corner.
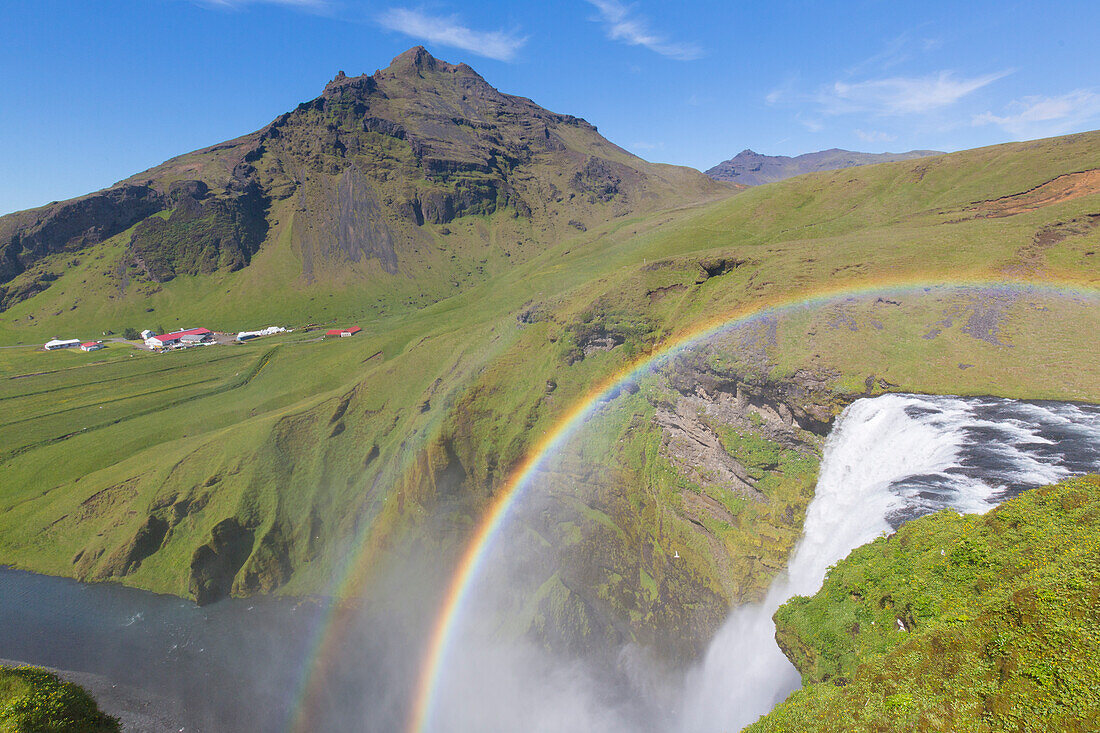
(282, 276), (1100, 732)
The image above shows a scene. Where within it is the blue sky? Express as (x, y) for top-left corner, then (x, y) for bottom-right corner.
(2, 0), (1099, 215)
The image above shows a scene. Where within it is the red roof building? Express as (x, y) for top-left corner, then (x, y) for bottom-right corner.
(147, 327), (213, 347)
(325, 327), (362, 338)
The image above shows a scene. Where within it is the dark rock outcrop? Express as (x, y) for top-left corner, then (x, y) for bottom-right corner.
(128, 180), (268, 281)
(0, 185), (165, 294)
(188, 518), (254, 605)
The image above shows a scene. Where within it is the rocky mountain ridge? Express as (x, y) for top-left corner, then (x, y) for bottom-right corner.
(706, 147), (943, 186)
(0, 46), (724, 316)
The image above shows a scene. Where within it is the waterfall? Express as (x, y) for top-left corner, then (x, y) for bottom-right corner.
(677, 393), (1100, 732)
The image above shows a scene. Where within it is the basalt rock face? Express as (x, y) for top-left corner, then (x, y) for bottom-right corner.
(0, 185), (164, 285)
(128, 178), (268, 282)
(0, 46), (724, 310)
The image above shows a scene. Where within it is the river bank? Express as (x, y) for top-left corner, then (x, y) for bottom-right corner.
(1, 658), (190, 732)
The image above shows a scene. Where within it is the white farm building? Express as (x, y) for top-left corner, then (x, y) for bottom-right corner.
(44, 338), (81, 350)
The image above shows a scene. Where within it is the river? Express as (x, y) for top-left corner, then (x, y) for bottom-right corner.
(0, 567), (333, 730)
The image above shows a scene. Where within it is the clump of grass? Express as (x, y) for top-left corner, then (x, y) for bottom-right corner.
(0, 665), (119, 733)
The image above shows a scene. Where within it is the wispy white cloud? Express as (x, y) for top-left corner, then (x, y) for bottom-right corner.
(819, 71), (1009, 116)
(844, 30), (942, 77)
(585, 0), (701, 61)
(973, 89), (1100, 138)
(378, 8), (526, 62)
(765, 72), (801, 106)
(844, 34), (912, 77)
(798, 116), (823, 133)
(854, 129), (897, 143)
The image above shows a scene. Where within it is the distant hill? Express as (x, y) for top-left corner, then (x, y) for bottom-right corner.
(706, 148), (943, 185)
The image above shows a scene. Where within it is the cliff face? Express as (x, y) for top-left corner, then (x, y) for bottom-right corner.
(0, 186), (165, 307)
(0, 46), (725, 312)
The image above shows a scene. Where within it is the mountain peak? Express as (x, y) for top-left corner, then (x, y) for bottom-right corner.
(321, 46), (461, 98)
(386, 45), (463, 77)
(0, 45), (723, 312)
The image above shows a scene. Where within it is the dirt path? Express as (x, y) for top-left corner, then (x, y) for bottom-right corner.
(968, 168), (1100, 217)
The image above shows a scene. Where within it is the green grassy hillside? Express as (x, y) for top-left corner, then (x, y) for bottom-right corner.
(0, 665), (119, 732)
(0, 125), (1098, 658)
(748, 475), (1100, 733)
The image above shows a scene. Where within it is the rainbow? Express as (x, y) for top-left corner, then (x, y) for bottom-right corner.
(286, 503), (392, 732)
(288, 329), (521, 731)
(404, 275), (1100, 732)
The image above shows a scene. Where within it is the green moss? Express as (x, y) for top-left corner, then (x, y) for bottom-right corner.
(749, 475), (1100, 733)
(0, 666), (119, 733)
(717, 427), (784, 476)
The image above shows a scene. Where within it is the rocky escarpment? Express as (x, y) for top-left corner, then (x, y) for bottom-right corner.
(665, 352), (843, 435)
(653, 347), (834, 480)
(414, 327), (852, 663)
(128, 177), (269, 282)
(652, 351), (842, 592)
(0, 185), (164, 307)
(0, 169), (270, 305)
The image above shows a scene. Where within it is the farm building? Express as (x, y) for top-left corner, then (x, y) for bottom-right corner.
(237, 326), (287, 342)
(145, 327), (213, 348)
(325, 327), (362, 338)
(44, 338), (81, 350)
(80, 342), (105, 352)
(140, 329), (155, 340)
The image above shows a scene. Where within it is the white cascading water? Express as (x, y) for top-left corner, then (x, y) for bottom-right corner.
(677, 393), (1100, 732)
